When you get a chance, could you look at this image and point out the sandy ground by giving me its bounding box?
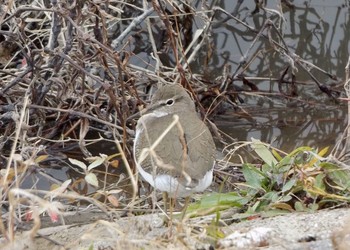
[1,207,350,250]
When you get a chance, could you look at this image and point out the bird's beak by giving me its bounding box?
[127,104,151,121]
[126,110,142,121]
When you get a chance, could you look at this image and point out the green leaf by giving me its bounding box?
[216,193,251,206]
[251,138,278,166]
[242,163,266,190]
[287,146,313,157]
[320,162,350,190]
[68,158,87,170]
[261,163,273,174]
[294,201,305,212]
[250,200,261,212]
[260,191,279,203]
[314,174,326,191]
[186,192,250,213]
[282,178,297,193]
[279,194,293,202]
[87,156,105,171]
[272,148,283,161]
[276,156,293,172]
[85,172,99,187]
[309,203,319,211]
[318,147,329,157]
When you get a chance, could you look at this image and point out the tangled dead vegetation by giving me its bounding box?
[0,1,343,163]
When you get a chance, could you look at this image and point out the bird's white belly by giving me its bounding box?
[137,164,213,198]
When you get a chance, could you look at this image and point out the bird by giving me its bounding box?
[133,84,216,201]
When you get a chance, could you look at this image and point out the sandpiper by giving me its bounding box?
[133,84,216,200]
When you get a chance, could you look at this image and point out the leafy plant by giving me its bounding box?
[238,139,350,215]
[68,154,108,187]
[189,139,350,219]
[186,192,250,216]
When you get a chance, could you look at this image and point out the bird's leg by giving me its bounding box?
[162,192,175,220]
[170,196,176,213]
[181,196,190,220]
[162,192,175,230]
[163,192,168,214]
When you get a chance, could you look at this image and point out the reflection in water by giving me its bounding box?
[191,1,349,161]
[218,103,347,155]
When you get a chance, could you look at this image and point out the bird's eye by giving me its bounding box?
[166,99,174,106]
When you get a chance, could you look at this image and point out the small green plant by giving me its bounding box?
[188,139,350,218]
[241,139,350,215]
[68,154,108,187]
